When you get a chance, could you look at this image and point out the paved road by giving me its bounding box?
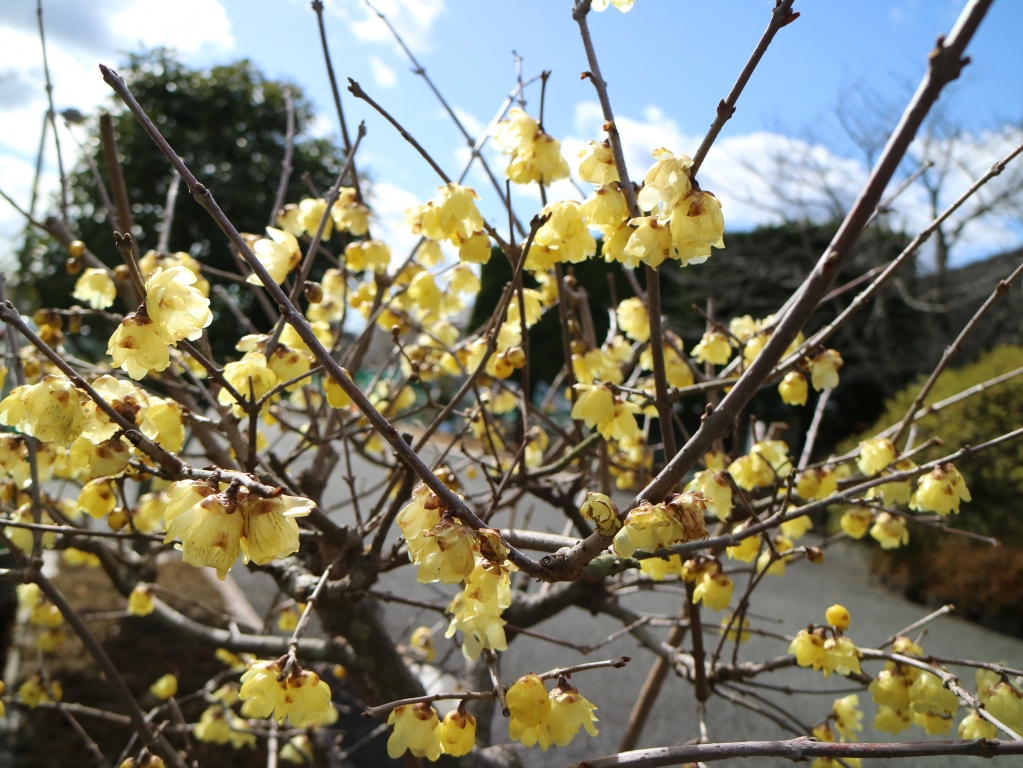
[231,435,1023,768]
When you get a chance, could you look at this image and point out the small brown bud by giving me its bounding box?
[33,309,62,329]
[113,264,131,281]
[504,346,526,368]
[304,281,323,304]
[806,547,824,564]
[68,312,83,334]
[570,339,587,356]
[65,258,82,275]
[68,240,86,258]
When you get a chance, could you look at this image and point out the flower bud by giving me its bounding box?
[113,264,132,281]
[304,281,323,304]
[825,603,850,631]
[67,311,83,334]
[504,345,526,368]
[806,546,824,564]
[68,240,86,258]
[579,492,621,537]
[108,508,129,531]
[65,258,82,275]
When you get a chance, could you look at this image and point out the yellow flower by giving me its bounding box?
[436,706,476,756]
[692,569,733,611]
[640,553,683,581]
[728,453,774,491]
[577,140,619,184]
[128,584,155,616]
[282,667,334,728]
[19,675,61,708]
[267,346,311,392]
[780,514,813,540]
[825,604,851,631]
[388,703,441,760]
[324,375,353,409]
[612,495,708,557]
[684,471,733,520]
[959,710,997,740]
[194,705,234,744]
[507,674,551,747]
[623,216,673,269]
[615,297,649,343]
[981,681,1023,736]
[145,266,212,343]
[218,352,278,418]
[809,349,843,391]
[909,670,959,723]
[790,630,826,670]
[592,0,635,9]
[298,197,332,238]
[874,704,911,734]
[280,735,315,764]
[526,201,596,271]
[62,548,100,568]
[413,517,478,584]
[692,331,731,365]
[449,265,482,295]
[779,371,808,405]
[637,148,693,212]
[869,512,908,549]
[494,108,569,185]
[247,227,301,285]
[77,478,116,519]
[857,438,896,477]
[410,626,436,662]
[163,481,243,579]
[0,434,29,487]
[68,435,133,479]
[832,694,864,741]
[571,384,614,428]
[0,374,85,445]
[445,558,511,660]
[140,398,185,452]
[239,659,288,719]
[37,628,67,651]
[722,614,751,643]
[704,450,727,472]
[910,463,971,516]
[139,249,209,296]
[726,524,760,563]
[72,268,116,309]
[455,230,492,265]
[579,492,622,537]
[581,184,628,236]
[149,673,178,700]
[870,669,910,711]
[796,468,838,501]
[840,507,874,539]
[414,183,484,243]
[344,239,391,274]
[331,188,370,235]
[866,459,916,506]
[108,311,170,380]
[6,504,55,553]
[540,683,599,749]
[667,189,725,266]
[241,493,314,566]
[822,636,861,678]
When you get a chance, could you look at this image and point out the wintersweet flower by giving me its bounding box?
[508,674,551,747]
[874,704,911,734]
[580,184,628,236]
[840,507,874,539]
[866,459,916,506]
[790,630,826,670]
[796,468,838,501]
[612,495,708,557]
[149,674,178,700]
[579,492,622,537]
[77,479,116,519]
[667,189,725,266]
[637,148,693,212]
[831,694,864,741]
[822,636,861,678]
[139,250,210,296]
[857,437,896,477]
[331,187,370,235]
[127,584,154,616]
[438,706,476,757]
[494,108,569,186]
[809,349,844,391]
[571,384,615,428]
[108,311,170,380]
[248,227,302,285]
[280,735,315,765]
[455,231,492,265]
[870,512,908,549]
[959,710,997,740]
[415,183,484,243]
[825,604,851,631]
[162,481,242,579]
[778,371,808,405]
[691,331,731,365]
[413,517,478,584]
[450,265,483,295]
[780,514,813,540]
[909,670,959,723]
[217,352,278,418]
[298,197,332,238]
[728,453,774,491]
[344,239,391,274]
[870,669,911,712]
[623,216,672,269]
[726,524,760,563]
[240,494,314,566]
[577,141,619,185]
[145,266,212,343]
[592,0,635,10]
[0,374,86,444]
[19,675,61,708]
[526,201,596,271]
[284,667,334,728]
[615,297,649,342]
[910,463,971,516]
[640,553,683,581]
[388,703,442,761]
[324,375,353,409]
[540,681,599,749]
[692,569,733,611]
[684,471,733,520]
[140,397,185,452]
[981,681,1023,735]
[72,268,117,309]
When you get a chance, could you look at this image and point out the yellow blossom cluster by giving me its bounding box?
[789,604,862,678]
[612,493,709,558]
[239,659,337,728]
[387,702,476,761]
[407,183,491,266]
[507,674,599,750]
[869,636,960,735]
[495,108,569,186]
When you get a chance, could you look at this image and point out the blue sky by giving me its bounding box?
[2,0,1022,269]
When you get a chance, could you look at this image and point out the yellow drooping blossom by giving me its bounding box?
[832,694,864,741]
[667,189,725,265]
[280,735,315,765]
[857,437,896,477]
[128,584,155,616]
[445,557,511,660]
[692,331,731,365]
[77,478,117,519]
[640,553,682,581]
[72,268,117,309]
[684,470,733,520]
[19,675,61,708]
[526,201,596,272]
[756,533,795,577]
[612,494,708,557]
[194,705,257,749]
[809,349,843,391]
[331,188,371,235]
[140,397,185,452]
[239,660,333,728]
[725,523,760,563]
[577,141,619,185]
[494,108,569,186]
[691,566,734,611]
[412,517,478,584]
[781,513,813,540]
[163,481,242,579]
[218,352,278,417]
[796,467,838,501]
[579,492,622,537]
[149,674,178,700]
[865,459,915,506]
[539,681,599,749]
[580,184,628,236]
[248,227,302,285]
[910,463,971,516]
[324,375,353,409]
[638,148,693,212]
[345,239,391,274]
[388,703,442,761]
[413,183,484,244]
[0,374,85,444]
[779,370,809,405]
[870,512,908,549]
[139,250,210,296]
[623,216,673,269]
[616,297,649,342]
[790,629,826,670]
[241,494,314,566]
[145,266,212,343]
[840,507,873,539]
[108,311,170,380]
[438,706,476,757]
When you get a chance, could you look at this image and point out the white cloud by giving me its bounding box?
[366,180,422,267]
[0,0,234,259]
[369,55,397,88]
[331,0,445,55]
